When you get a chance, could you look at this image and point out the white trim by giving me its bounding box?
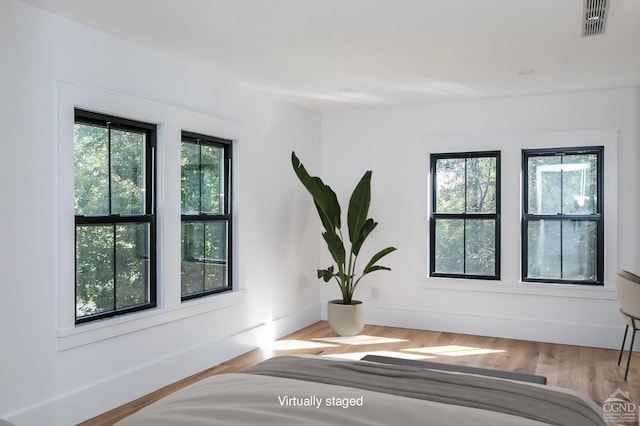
[418,275,618,300]
[419,128,619,292]
[55,81,244,347]
[57,290,246,350]
[361,304,624,349]
[7,304,320,426]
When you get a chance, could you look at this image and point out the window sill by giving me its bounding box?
[419,276,617,300]
[57,289,246,351]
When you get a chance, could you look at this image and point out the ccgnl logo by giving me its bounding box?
[603,388,637,425]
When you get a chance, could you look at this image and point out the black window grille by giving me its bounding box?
[74,109,157,323]
[429,151,501,280]
[522,147,604,285]
[181,131,233,300]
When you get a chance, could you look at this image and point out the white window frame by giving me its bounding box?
[419,129,618,301]
[56,81,243,350]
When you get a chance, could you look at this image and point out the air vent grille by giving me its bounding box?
[583,0,609,37]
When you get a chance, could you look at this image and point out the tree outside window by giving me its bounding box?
[522,147,603,284]
[430,151,501,280]
[74,110,156,323]
[181,132,232,300]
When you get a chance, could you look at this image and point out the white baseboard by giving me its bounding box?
[358,304,624,349]
[6,303,320,426]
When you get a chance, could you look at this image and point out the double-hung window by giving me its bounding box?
[74,109,157,323]
[430,151,501,279]
[522,147,603,284]
[181,132,232,300]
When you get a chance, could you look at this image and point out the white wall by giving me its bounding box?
[0,0,321,424]
[2,0,638,423]
[320,87,639,349]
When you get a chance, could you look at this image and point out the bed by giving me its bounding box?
[117,355,605,425]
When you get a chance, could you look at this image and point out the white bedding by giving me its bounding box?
[117,355,605,426]
[118,373,550,426]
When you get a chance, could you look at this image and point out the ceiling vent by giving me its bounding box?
[583,0,609,37]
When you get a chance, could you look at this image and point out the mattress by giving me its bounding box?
[117,355,605,425]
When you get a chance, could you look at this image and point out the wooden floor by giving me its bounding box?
[82,321,639,425]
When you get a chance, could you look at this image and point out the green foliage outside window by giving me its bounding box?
[431,152,500,279]
[523,149,602,283]
[180,135,231,299]
[74,112,154,321]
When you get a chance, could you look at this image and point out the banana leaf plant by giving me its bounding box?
[291,152,397,305]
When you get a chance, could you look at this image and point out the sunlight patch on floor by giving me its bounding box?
[266,340,339,350]
[322,350,434,361]
[312,335,409,346]
[405,345,505,357]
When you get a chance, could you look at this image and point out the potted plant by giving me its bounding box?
[291,152,397,336]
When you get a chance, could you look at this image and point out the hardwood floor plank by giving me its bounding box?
[81,321,634,425]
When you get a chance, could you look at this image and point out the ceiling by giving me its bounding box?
[21,0,640,112]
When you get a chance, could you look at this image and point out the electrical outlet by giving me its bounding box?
[371,286,378,299]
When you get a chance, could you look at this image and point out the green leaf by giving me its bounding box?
[318,266,335,282]
[347,170,372,248]
[352,219,377,256]
[363,246,397,275]
[362,265,391,274]
[292,151,397,303]
[292,152,341,231]
[314,201,334,235]
[322,230,346,268]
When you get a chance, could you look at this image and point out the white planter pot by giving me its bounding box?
[327,300,364,337]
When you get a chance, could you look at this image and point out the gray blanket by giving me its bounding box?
[243,356,604,426]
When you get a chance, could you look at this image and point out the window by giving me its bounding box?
[430,151,501,279]
[181,132,232,300]
[74,109,156,323]
[522,147,603,285]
